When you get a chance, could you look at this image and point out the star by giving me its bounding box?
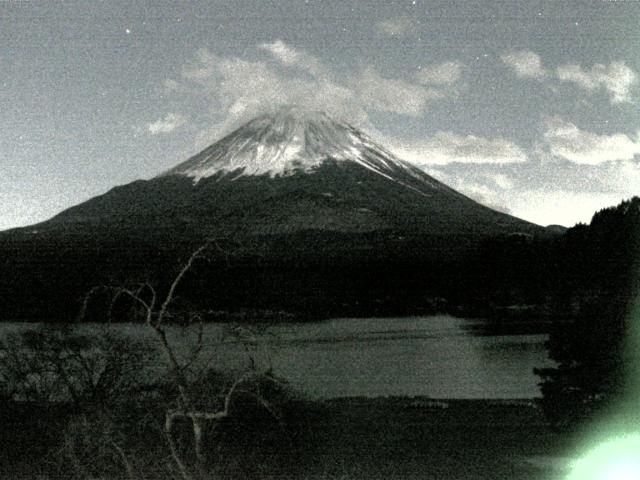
[125,28,131,34]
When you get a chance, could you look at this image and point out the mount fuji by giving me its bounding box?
[38,106,537,238]
[1,106,545,321]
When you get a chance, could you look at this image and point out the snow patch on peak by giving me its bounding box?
[160,106,426,185]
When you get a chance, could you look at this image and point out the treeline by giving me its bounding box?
[533,197,639,427]
[454,196,638,426]
[0,198,637,326]
[457,197,638,321]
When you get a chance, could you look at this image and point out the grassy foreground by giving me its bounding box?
[1,396,572,480]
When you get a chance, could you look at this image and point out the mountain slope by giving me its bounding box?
[0,106,545,322]
[40,106,537,238]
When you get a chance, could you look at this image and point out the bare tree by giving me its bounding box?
[0,325,157,479]
[79,240,287,480]
[0,325,151,407]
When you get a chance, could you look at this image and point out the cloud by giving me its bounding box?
[421,168,514,214]
[501,51,548,79]
[259,40,300,65]
[417,61,463,86]
[426,162,639,227]
[420,146,640,227]
[147,113,186,135]
[483,173,514,189]
[454,183,514,214]
[161,78,187,94]
[389,132,528,165]
[258,40,325,76]
[499,53,636,104]
[556,61,637,104]
[543,117,640,164]
[181,48,218,80]
[172,42,460,145]
[179,47,366,138]
[356,67,442,117]
[609,160,640,192]
[376,17,417,38]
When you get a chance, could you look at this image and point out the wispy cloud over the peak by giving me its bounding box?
[500,51,548,79]
[556,61,637,104]
[543,117,640,164]
[178,49,362,141]
[259,40,325,77]
[147,113,186,135]
[170,42,463,145]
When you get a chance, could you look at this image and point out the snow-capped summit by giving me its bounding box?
[161,106,417,182]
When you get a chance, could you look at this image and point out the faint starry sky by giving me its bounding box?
[1,0,639,229]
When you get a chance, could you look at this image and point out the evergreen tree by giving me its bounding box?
[535,197,640,427]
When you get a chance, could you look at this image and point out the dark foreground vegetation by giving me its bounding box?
[1,394,572,480]
[0,324,306,480]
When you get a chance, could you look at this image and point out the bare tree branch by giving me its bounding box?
[157,242,211,327]
[109,440,136,480]
[164,413,194,480]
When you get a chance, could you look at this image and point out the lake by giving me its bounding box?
[0,316,553,399]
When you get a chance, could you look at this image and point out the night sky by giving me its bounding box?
[2,0,639,229]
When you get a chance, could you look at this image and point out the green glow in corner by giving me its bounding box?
[567,434,640,480]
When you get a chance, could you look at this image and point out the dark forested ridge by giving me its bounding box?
[0,228,509,322]
[0,197,636,325]
[534,196,640,427]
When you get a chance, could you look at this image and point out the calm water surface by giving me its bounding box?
[1,316,553,399]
